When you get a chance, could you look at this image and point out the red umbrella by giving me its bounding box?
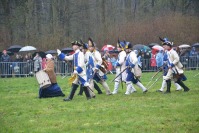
[152,45,164,54]
[101,44,115,51]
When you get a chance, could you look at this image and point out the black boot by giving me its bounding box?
[164,80,171,94]
[63,83,78,101]
[83,86,92,100]
[176,79,190,92]
[78,85,84,95]
[94,81,103,94]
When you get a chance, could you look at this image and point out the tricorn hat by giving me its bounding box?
[71,41,81,46]
[117,39,126,49]
[80,39,88,49]
[88,38,95,47]
[125,42,132,49]
[159,37,173,47]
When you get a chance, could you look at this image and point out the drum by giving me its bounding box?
[36,70,51,89]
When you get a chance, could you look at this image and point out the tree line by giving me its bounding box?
[0,0,199,51]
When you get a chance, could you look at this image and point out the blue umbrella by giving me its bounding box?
[109,49,119,54]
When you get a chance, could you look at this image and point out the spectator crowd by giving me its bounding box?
[0,44,199,78]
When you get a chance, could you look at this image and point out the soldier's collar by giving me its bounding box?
[75,49,80,53]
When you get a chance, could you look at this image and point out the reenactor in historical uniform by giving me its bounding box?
[78,41,103,95]
[57,41,91,101]
[87,38,112,95]
[112,40,136,95]
[125,42,148,93]
[159,37,190,93]
[156,43,182,92]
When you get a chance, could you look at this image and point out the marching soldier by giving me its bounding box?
[156,44,182,92]
[159,37,190,93]
[57,41,91,101]
[125,42,148,93]
[87,38,112,95]
[112,40,136,95]
[78,41,103,95]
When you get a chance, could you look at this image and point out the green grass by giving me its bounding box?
[0,70,199,133]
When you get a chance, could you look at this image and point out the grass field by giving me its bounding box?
[0,70,199,133]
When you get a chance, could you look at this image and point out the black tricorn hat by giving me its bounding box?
[88,37,95,47]
[125,42,132,49]
[117,39,126,49]
[159,37,173,47]
[71,41,81,46]
[80,39,88,49]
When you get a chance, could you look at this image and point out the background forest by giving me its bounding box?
[0,0,199,51]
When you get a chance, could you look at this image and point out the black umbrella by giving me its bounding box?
[7,45,22,53]
[6,51,14,56]
[32,51,46,58]
[148,43,159,48]
[45,50,57,54]
[192,43,199,48]
[61,47,73,54]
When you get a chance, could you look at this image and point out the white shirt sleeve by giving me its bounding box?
[130,51,138,65]
[118,51,126,65]
[64,54,73,61]
[78,52,85,68]
[172,50,180,65]
[95,51,102,66]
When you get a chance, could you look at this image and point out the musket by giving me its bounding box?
[111,67,128,82]
[90,70,97,81]
[146,68,162,87]
[88,70,97,84]
[146,62,166,87]
[120,67,123,89]
[108,70,113,74]
[194,73,199,77]
[170,67,182,80]
[89,69,104,83]
[151,68,162,79]
[147,74,162,90]
[62,75,67,79]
